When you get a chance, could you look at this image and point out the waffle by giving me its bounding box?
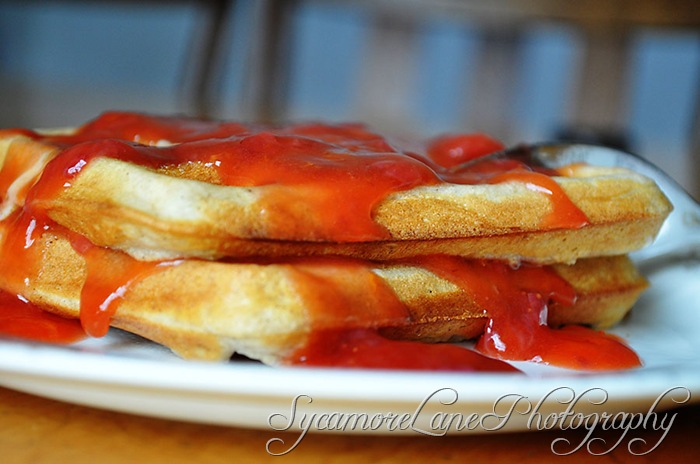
[1,128,671,264]
[3,229,647,363]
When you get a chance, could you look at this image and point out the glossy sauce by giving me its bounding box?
[0,211,45,296]
[282,257,518,372]
[0,289,84,344]
[0,154,86,344]
[426,133,505,168]
[0,208,170,339]
[489,171,589,230]
[416,256,641,370]
[69,233,179,338]
[0,212,63,342]
[288,255,639,372]
[290,328,520,372]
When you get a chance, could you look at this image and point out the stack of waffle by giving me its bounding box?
[0,112,672,370]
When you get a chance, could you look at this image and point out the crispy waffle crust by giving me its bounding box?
[7,231,648,363]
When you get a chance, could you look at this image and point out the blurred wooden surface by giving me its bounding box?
[1,385,698,463]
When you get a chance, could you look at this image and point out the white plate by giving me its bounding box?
[1,258,699,438]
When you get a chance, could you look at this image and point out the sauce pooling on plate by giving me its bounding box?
[0,289,85,344]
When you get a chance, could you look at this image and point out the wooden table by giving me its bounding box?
[1,385,697,463]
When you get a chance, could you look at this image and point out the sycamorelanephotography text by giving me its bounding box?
[265,386,691,456]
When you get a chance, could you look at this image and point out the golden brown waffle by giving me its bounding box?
[0,134,671,263]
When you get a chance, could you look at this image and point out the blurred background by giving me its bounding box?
[1,0,698,198]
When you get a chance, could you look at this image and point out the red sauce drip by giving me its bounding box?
[0,210,44,295]
[0,211,86,344]
[0,289,85,344]
[0,208,172,340]
[290,328,519,372]
[437,157,590,229]
[489,171,590,229]
[416,256,640,371]
[68,233,175,338]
